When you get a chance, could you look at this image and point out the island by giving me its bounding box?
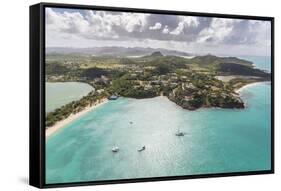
[45,49,271,130]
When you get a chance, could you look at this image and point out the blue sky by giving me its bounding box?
[46,7,271,56]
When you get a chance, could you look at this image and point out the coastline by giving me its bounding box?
[46,98,108,138]
[235,81,270,93]
[46,81,270,138]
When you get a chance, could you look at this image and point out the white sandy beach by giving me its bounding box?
[46,98,108,138]
[235,81,269,93]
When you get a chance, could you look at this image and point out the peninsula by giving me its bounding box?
[45,50,271,129]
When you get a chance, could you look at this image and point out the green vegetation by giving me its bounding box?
[46,91,108,128]
[46,51,271,127]
[218,63,271,77]
[155,64,174,75]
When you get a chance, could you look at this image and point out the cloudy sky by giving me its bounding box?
[46,7,271,56]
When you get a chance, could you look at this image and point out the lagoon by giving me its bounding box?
[46,82,94,113]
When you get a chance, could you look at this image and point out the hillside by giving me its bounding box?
[190,54,253,67]
[218,63,271,77]
[45,51,271,126]
[46,46,192,57]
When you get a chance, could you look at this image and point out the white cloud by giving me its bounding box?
[170,22,184,35]
[46,8,150,41]
[84,10,150,36]
[170,16,199,35]
[119,12,149,32]
[46,8,89,34]
[46,8,271,56]
[84,10,149,34]
[149,22,162,30]
[197,18,239,43]
[180,16,200,27]
[248,20,271,46]
[162,25,169,34]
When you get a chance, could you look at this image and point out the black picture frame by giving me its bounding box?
[30,2,275,189]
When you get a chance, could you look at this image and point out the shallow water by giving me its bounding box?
[46,82,271,184]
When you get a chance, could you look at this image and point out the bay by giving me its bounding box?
[46,82,271,183]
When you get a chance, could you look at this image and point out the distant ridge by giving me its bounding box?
[46,46,193,57]
[150,51,164,57]
[190,54,253,66]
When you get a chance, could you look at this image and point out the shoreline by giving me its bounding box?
[46,81,269,138]
[46,98,108,138]
[235,81,270,93]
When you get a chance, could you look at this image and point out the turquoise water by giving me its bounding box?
[238,55,271,72]
[46,82,94,113]
[46,82,271,183]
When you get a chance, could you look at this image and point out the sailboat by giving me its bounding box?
[175,128,185,136]
[138,146,146,152]
[112,146,119,152]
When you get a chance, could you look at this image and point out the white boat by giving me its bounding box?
[112,146,119,152]
[175,128,185,136]
[108,95,119,100]
[138,146,146,152]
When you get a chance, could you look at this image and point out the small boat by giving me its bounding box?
[129,121,133,124]
[108,95,119,100]
[138,146,146,152]
[112,146,119,152]
[175,132,185,136]
[175,128,185,136]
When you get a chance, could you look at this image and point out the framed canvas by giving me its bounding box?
[29,2,274,188]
